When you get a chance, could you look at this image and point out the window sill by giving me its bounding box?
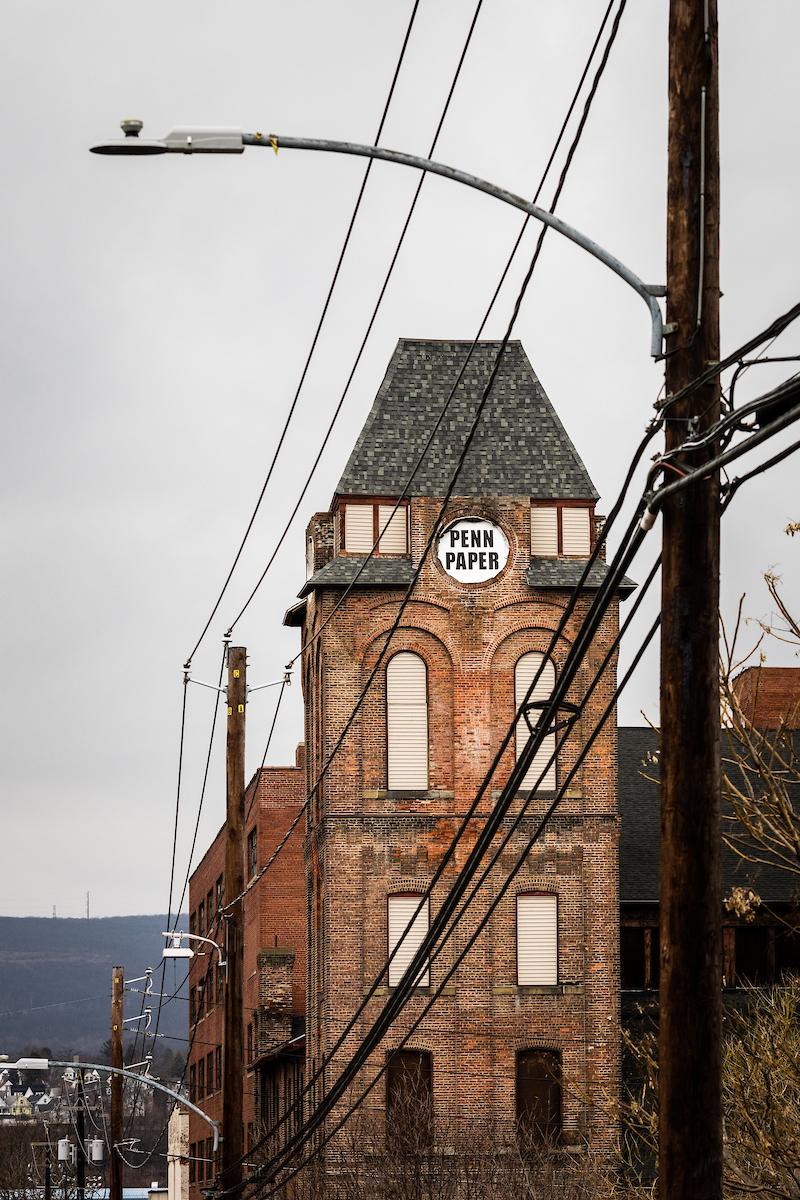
[492,983,583,996]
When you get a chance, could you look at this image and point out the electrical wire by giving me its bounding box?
[187,0,638,1177]
[256,539,661,1159]
[245,679,289,827]
[224,0,489,636]
[184,0,424,666]
[657,299,800,414]
[247,611,663,1195]
[227,0,626,639]
[240,403,658,1169]
[222,0,640,916]
[256,346,800,1182]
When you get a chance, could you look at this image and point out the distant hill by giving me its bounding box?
[0,915,189,1057]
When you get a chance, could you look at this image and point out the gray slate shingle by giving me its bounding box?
[619,727,798,902]
[336,340,599,500]
[299,556,415,598]
[527,559,636,598]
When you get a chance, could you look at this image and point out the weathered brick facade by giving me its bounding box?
[188,338,626,1176]
[186,749,306,1194]
[294,341,622,1150]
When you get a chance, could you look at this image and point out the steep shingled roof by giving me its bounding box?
[618,727,799,902]
[335,340,599,500]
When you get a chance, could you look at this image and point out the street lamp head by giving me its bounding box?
[91,120,167,156]
[90,122,244,155]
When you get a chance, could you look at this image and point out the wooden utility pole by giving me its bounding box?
[110,967,124,1200]
[75,1065,86,1200]
[221,645,247,1197]
[660,2,722,1198]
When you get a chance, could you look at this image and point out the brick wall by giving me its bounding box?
[301,490,620,1150]
[734,666,800,729]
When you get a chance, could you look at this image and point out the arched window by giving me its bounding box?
[514,652,556,791]
[516,1049,562,1143]
[517,892,558,985]
[386,652,428,790]
[388,893,429,987]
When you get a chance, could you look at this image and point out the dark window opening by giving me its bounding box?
[198,900,205,938]
[197,1057,204,1101]
[206,1138,214,1182]
[735,925,772,985]
[207,888,214,931]
[189,1064,196,1103]
[189,1144,196,1184]
[777,925,800,980]
[190,988,197,1025]
[247,1023,254,1062]
[189,911,196,936]
[621,926,659,990]
[386,1049,432,1151]
[206,1051,214,1095]
[248,827,258,880]
[215,1046,222,1092]
[516,1049,562,1144]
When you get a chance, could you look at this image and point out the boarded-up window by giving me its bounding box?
[531,506,558,556]
[387,1049,432,1148]
[388,893,429,987]
[562,507,591,555]
[517,1049,561,1143]
[517,893,558,985]
[515,653,556,791]
[344,504,374,553]
[378,504,408,554]
[387,652,428,789]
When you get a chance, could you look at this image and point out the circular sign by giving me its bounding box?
[437,518,509,583]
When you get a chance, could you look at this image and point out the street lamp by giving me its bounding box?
[90,121,667,357]
[163,930,227,970]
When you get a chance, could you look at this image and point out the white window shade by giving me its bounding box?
[388,894,429,987]
[515,653,556,791]
[517,893,558,985]
[561,507,591,556]
[530,507,558,556]
[345,504,374,553]
[387,652,428,790]
[378,504,408,554]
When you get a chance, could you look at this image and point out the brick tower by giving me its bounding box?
[286,340,625,1152]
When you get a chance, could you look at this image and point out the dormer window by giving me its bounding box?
[342,500,408,555]
[530,503,593,557]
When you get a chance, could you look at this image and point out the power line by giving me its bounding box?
[247,610,662,1194]
[184,0,424,665]
[224,0,490,636]
[222,0,639,913]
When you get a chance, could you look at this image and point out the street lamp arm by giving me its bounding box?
[90,123,665,356]
[246,134,665,356]
[47,1061,220,1150]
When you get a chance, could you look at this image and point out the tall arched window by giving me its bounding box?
[516,1049,562,1143]
[517,892,558,985]
[386,652,428,790]
[514,653,556,791]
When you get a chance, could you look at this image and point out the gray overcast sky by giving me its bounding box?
[2,1,798,918]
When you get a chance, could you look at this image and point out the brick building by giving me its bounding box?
[188,338,633,1178]
[186,749,306,1194]
[283,339,629,1152]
